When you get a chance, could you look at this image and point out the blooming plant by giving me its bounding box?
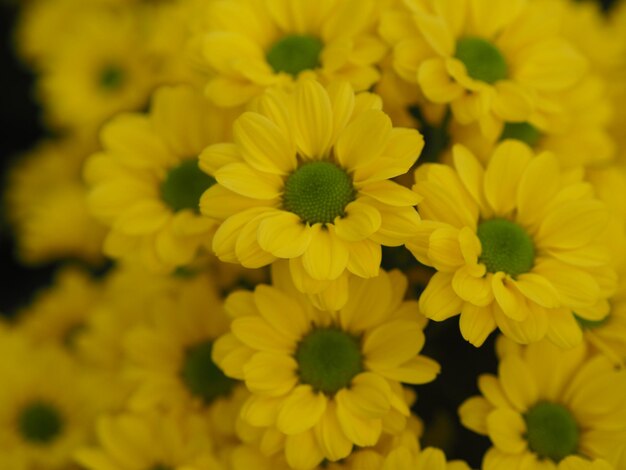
[2,0,626,469]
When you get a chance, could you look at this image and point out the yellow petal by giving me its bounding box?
[277,385,327,434]
[418,58,464,103]
[333,201,381,242]
[499,355,538,411]
[516,152,560,229]
[460,304,497,347]
[419,272,463,321]
[415,12,455,57]
[335,397,382,447]
[537,200,608,250]
[200,185,271,220]
[293,79,334,158]
[376,355,441,385]
[257,211,314,257]
[215,162,283,199]
[358,180,421,207]
[240,394,283,427]
[346,240,382,278]
[492,273,529,321]
[235,212,278,268]
[339,273,393,333]
[285,430,325,470]
[302,225,349,280]
[363,321,425,368]
[232,316,294,353]
[335,110,392,169]
[486,409,527,453]
[243,351,298,396]
[546,308,583,349]
[234,112,296,175]
[514,274,560,308]
[459,396,491,435]
[114,201,170,235]
[484,141,533,216]
[313,400,353,461]
[254,285,310,339]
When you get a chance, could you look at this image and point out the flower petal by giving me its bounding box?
[335,110,392,169]
[277,385,327,434]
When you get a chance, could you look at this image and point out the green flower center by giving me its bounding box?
[282,161,355,225]
[161,159,216,212]
[99,64,125,91]
[266,35,323,77]
[180,340,236,405]
[455,37,508,84]
[295,327,363,394]
[525,402,579,462]
[574,313,610,330]
[500,122,542,147]
[477,219,535,277]
[18,402,63,445]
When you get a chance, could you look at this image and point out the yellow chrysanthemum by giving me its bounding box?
[380,0,588,139]
[459,339,626,469]
[75,411,221,470]
[449,74,615,169]
[212,266,439,469]
[200,79,424,309]
[86,85,237,272]
[5,137,106,265]
[37,8,159,135]
[0,336,103,470]
[17,267,101,351]
[192,0,386,107]
[407,141,616,347]
[123,271,247,442]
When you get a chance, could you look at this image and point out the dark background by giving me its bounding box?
[0,1,619,467]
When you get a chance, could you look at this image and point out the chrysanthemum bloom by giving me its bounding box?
[0,337,104,470]
[192,0,386,107]
[37,8,161,135]
[450,75,616,169]
[407,141,616,347]
[123,272,247,442]
[459,339,626,469]
[17,267,101,351]
[75,411,221,470]
[5,138,106,265]
[212,267,440,469]
[380,0,587,139]
[86,85,237,272]
[200,79,424,309]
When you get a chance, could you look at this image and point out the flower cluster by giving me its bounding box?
[2,0,626,469]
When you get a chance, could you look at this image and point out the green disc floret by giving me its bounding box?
[161,159,216,212]
[455,37,508,84]
[296,327,363,394]
[18,401,63,444]
[525,402,579,462]
[266,35,323,76]
[500,122,542,147]
[99,64,125,91]
[477,219,535,277]
[283,161,355,225]
[574,313,610,330]
[180,340,236,405]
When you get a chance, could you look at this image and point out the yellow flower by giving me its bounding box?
[37,6,161,135]
[192,0,386,107]
[86,85,237,272]
[123,271,247,442]
[407,141,616,347]
[75,410,222,470]
[380,0,588,139]
[4,137,106,265]
[17,267,101,351]
[212,267,439,469]
[459,339,626,469]
[0,336,102,470]
[200,79,424,309]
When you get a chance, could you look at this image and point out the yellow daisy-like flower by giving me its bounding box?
[86,85,237,272]
[407,141,616,347]
[0,337,102,470]
[5,137,106,265]
[17,267,101,351]
[212,267,439,469]
[380,0,588,139]
[193,0,386,107]
[75,410,222,470]
[37,7,159,135]
[200,79,424,309]
[459,339,626,469]
[123,271,247,442]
